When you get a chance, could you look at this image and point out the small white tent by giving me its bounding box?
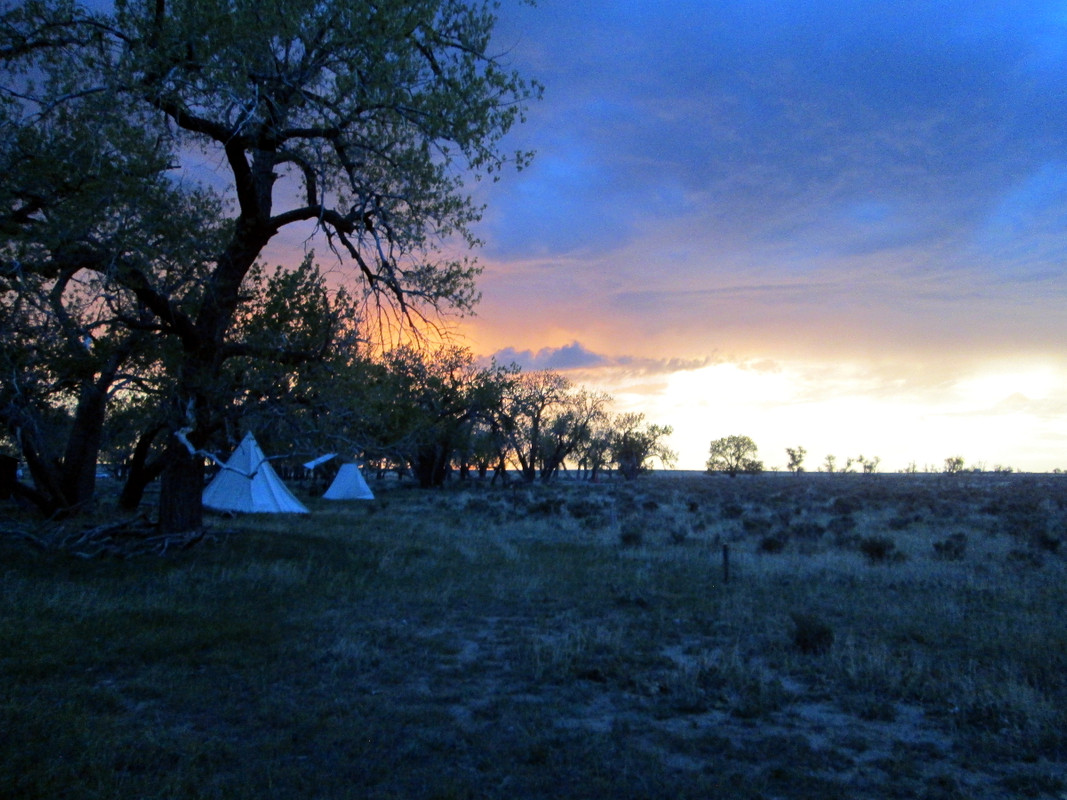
[323,463,375,500]
[202,432,309,514]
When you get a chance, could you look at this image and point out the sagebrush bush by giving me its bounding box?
[859,534,900,564]
[788,521,825,540]
[720,501,744,519]
[527,496,564,516]
[827,514,858,546]
[619,519,644,547]
[758,533,787,554]
[933,532,967,561]
[743,517,772,536]
[790,612,835,654]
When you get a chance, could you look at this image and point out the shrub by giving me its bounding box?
[1031,530,1061,553]
[742,517,772,536]
[859,535,900,564]
[790,613,834,654]
[758,533,787,553]
[720,501,744,519]
[932,532,967,561]
[527,496,564,516]
[1007,548,1044,568]
[619,519,644,547]
[668,526,689,545]
[831,496,861,515]
[888,514,918,530]
[464,496,494,514]
[787,521,825,540]
[567,497,607,524]
[827,515,858,546]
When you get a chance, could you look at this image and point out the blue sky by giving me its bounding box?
[482,0,1067,259]
[451,0,1067,471]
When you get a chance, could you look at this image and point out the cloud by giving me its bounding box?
[484,0,1067,274]
[487,341,719,376]
[612,355,722,375]
[490,341,608,371]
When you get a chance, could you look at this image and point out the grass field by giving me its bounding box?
[2,472,1066,798]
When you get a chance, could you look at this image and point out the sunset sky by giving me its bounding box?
[451,0,1067,472]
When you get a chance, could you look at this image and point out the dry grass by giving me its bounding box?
[1,472,1065,798]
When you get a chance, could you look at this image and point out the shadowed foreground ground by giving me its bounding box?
[1,472,1065,798]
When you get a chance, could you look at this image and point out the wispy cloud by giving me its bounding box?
[489,341,717,376]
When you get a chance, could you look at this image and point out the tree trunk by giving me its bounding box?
[14,424,68,516]
[0,454,15,499]
[59,379,108,511]
[118,424,167,510]
[618,453,642,480]
[539,441,570,482]
[158,438,204,533]
[412,442,451,488]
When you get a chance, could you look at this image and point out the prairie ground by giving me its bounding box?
[2,471,1066,798]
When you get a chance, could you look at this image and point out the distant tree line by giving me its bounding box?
[701,442,1018,476]
[332,345,677,488]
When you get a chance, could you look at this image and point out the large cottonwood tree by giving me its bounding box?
[0,80,223,516]
[2,0,538,530]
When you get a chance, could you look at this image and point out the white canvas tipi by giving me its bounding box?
[202,432,309,514]
[323,463,375,500]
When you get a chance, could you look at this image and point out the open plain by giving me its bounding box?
[2,472,1066,798]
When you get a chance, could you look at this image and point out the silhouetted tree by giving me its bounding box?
[943,456,965,474]
[610,413,676,480]
[706,435,762,477]
[505,370,570,483]
[0,82,222,516]
[367,346,511,488]
[537,388,611,481]
[857,454,880,474]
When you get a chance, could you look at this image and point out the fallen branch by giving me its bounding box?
[5,514,218,559]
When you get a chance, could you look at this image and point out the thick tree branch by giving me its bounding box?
[219,341,328,365]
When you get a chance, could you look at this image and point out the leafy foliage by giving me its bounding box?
[706,434,763,477]
[944,456,966,474]
[1,0,540,527]
[786,445,806,474]
[610,413,676,480]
